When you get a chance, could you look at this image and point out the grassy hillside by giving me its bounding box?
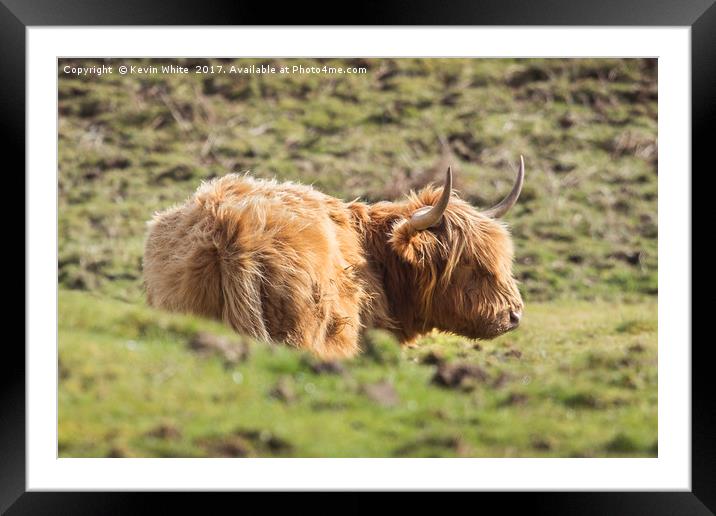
[58,58,657,457]
[59,289,656,458]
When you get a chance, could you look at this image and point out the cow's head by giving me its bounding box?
[389,157,525,339]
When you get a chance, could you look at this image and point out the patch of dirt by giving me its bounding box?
[562,392,602,409]
[617,356,636,368]
[59,358,71,380]
[431,409,450,421]
[628,343,646,354]
[531,437,553,451]
[558,112,577,129]
[432,362,489,391]
[505,66,550,87]
[311,401,349,411]
[188,332,249,365]
[361,380,399,407]
[197,428,292,457]
[304,357,345,375]
[153,164,194,183]
[491,371,514,389]
[502,348,523,359]
[106,443,135,458]
[608,250,643,266]
[420,350,445,365]
[454,438,474,457]
[200,434,255,457]
[394,435,472,457]
[269,376,297,403]
[605,432,640,453]
[145,422,182,440]
[501,392,529,406]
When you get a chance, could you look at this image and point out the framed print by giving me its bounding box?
[4,0,712,513]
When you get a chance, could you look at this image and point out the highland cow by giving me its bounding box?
[143,157,525,359]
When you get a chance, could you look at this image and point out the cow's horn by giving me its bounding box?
[482,155,524,218]
[409,166,453,230]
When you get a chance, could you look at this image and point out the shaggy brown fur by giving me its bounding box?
[143,174,523,359]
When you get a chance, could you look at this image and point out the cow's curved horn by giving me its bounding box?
[482,155,524,218]
[409,166,453,230]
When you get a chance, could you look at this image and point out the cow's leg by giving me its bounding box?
[281,275,363,360]
[320,302,362,359]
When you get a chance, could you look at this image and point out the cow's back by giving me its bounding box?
[143,174,367,357]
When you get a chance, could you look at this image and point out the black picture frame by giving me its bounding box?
[4,0,710,513]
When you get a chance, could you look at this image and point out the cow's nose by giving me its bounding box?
[509,310,522,328]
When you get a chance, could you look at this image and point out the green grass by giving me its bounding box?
[58,58,657,457]
[59,289,657,458]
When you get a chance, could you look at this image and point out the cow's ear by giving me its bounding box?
[388,219,440,266]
